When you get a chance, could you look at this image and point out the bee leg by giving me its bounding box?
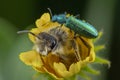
[79,37,92,57]
[69,29,73,33]
[56,24,63,29]
[60,24,64,28]
[49,26,61,36]
[73,39,81,61]
[56,26,67,38]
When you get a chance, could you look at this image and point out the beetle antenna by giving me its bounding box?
[17,30,40,39]
[74,14,80,18]
[47,8,53,18]
[64,11,67,15]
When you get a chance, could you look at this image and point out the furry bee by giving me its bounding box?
[18,25,91,66]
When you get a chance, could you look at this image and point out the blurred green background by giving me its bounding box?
[0,0,119,80]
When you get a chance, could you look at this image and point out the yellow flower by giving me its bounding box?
[19,13,109,80]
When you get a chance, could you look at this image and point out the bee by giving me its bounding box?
[18,26,84,64]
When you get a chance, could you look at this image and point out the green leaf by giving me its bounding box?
[64,74,77,80]
[82,66,100,75]
[95,56,111,68]
[78,71,91,80]
[93,31,103,43]
[32,72,55,80]
[94,45,105,53]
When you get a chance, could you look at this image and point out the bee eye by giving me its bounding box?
[38,32,57,50]
[50,40,56,49]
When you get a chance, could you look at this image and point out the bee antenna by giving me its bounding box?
[17,30,40,39]
[47,8,53,18]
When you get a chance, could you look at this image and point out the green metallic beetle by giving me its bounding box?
[51,13,98,38]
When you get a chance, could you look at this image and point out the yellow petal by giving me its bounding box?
[89,46,95,62]
[43,67,63,80]
[81,37,95,62]
[32,66,46,73]
[19,50,43,67]
[69,61,81,74]
[29,22,60,43]
[28,28,41,43]
[75,37,92,60]
[83,51,95,63]
[53,62,72,78]
[36,13,50,28]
